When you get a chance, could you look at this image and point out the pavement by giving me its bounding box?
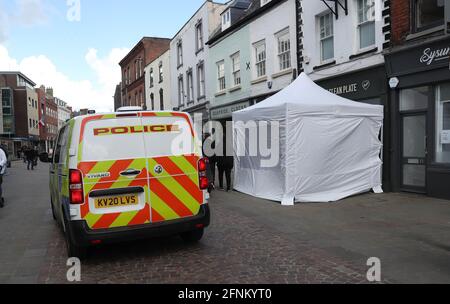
[0,161,449,284]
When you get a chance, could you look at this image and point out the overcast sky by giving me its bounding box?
[0,0,227,112]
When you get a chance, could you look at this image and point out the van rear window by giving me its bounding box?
[81,116,195,161]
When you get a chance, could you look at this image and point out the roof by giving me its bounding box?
[207,0,285,46]
[235,73,384,117]
[119,37,171,66]
[0,71,36,86]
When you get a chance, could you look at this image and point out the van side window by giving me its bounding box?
[54,126,69,164]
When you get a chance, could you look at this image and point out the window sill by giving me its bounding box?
[313,60,336,71]
[349,47,378,60]
[272,68,293,79]
[197,95,206,101]
[229,85,242,92]
[215,90,227,97]
[251,76,267,85]
[177,64,183,70]
[407,25,445,41]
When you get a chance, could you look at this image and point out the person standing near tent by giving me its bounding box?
[0,147,7,208]
[217,154,234,192]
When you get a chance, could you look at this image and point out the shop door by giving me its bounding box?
[401,113,427,192]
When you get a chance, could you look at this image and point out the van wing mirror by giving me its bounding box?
[39,152,51,163]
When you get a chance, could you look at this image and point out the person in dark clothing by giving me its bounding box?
[217,155,234,192]
[202,133,216,193]
[25,146,37,171]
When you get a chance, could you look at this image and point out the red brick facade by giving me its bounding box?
[119,37,170,108]
[390,0,411,45]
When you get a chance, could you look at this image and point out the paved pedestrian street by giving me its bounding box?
[1,161,449,284]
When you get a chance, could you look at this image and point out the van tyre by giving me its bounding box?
[63,215,87,259]
[180,228,204,243]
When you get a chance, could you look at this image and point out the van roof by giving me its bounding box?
[72,110,192,121]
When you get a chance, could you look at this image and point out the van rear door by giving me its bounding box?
[77,115,151,230]
[140,113,204,223]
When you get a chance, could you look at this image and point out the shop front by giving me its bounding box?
[316,65,391,190]
[385,36,450,199]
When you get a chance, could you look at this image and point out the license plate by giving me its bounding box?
[94,194,138,209]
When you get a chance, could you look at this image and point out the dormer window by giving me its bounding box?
[222,9,231,31]
[261,0,271,7]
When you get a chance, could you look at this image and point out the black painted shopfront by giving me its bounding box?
[385,36,450,200]
[316,65,391,191]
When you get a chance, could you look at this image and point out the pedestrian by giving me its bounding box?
[0,147,7,208]
[202,133,216,192]
[25,146,36,171]
[217,155,234,192]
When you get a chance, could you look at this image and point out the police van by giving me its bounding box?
[40,109,210,258]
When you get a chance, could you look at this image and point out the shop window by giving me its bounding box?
[413,0,445,32]
[435,83,450,163]
[400,87,429,111]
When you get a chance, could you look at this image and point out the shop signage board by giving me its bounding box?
[210,101,250,120]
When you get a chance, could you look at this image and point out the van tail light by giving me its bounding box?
[198,158,209,190]
[69,169,84,204]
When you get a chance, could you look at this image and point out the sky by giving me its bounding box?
[0,0,227,112]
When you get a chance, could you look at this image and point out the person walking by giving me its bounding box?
[0,147,7,208]
[25,146,36,171]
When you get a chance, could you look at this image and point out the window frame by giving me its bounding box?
[412,0,445,33]
[253,40,267,79]
[195,20,204,53]
[178,75,185,106]
[319,12,334,63]
[231,52,241,87]
[197,61,206,99]
[357,0,376,50]
[177,40,183,68]
[217,60,226,92]
[186,68,194,104]
[276,28,291,71]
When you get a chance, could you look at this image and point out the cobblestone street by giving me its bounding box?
[1,161,449,284]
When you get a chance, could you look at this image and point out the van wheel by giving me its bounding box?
[63,216,87,259]
[180,228,204,243]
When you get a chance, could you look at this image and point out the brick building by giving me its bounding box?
[36,85,58,153]
[114,83,122,111]
[119,37,171,108]
[384,0,449,199]
[0,72,39,158]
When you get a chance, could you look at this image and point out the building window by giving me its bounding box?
[135,61,138,80]
[254,41,266,78]
[197,62,205,98]
[319,13,334,62]
[159,62,163,83]
[222,9,231,30]
[159,89,164,111]
[436,83,450,164]
[178,75,184,106]
[196,20,204,52]
[187,69,194,103]
[149,68,154,88]
[357,0,375,49]
[177,40,183,67]
[413,0,445,32]
[217,60,226,91]
[231,52,241,86]
[276,28,291,71]
[150,93,155,110]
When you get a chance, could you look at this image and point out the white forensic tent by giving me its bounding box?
[232,73,384,205]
